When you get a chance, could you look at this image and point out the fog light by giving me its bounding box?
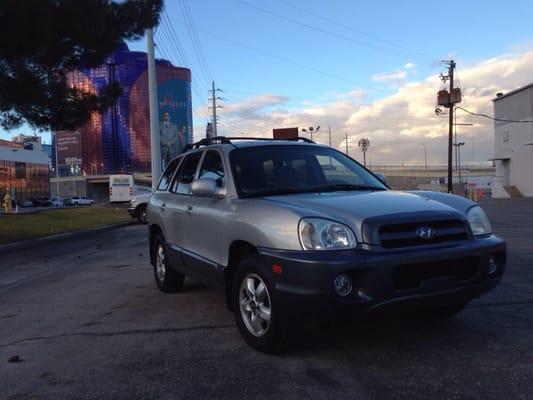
[488,257,498,275]
[334,273,352,296]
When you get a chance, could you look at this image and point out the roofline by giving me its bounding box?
[493,82,533,102]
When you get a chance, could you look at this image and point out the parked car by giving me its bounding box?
[147,137,506,352]
[128,191,151,224]
[69,196,95,206]
[29,197,52,207]
[50,197,65,207]
[17,199,34,207]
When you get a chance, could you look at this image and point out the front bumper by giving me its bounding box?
[258,235,506,315]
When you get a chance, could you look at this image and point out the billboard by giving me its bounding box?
[273,127,299,140]
[158,79,192,169]
[56,130,82,176]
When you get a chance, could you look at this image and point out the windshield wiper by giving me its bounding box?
[310,184,386,192]
[244,187,313,197]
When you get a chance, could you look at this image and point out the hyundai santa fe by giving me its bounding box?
[147,137,506,352]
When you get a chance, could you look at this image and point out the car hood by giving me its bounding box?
[262,190,464,239]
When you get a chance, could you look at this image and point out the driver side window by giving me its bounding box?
[198,151,225,188]
[170,152,202,195]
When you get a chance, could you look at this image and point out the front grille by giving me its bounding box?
[379,219,468,249]
[393,257,480,290]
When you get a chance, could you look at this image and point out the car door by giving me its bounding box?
[165,151,203,277]
[181,150,227,286]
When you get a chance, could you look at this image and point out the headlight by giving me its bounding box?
[467,206,492,235]
[298,218,357,250]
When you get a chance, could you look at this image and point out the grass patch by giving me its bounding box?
[0,206,131,244]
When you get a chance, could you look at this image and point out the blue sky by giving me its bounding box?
[135,0,532,104]
[3,0,533,164]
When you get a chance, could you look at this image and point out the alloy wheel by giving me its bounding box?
[156,245,166,282]
[239,273,272,337]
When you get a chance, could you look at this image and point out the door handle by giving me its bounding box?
[186,205,193,216]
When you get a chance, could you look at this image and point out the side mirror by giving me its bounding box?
[375,173,387,185]
[191,178,225,199]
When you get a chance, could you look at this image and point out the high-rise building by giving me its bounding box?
[51,44,193,199]
[0,142,50,202]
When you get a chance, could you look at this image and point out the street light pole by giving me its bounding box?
[54,132,60,203]
[147,28,161,191]
[421,144,428,171]
[302,126,320,142]
[454,142,465,183]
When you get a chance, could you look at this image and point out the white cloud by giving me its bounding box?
[403,62,416,69]
[371,70,407,83]
[224,94,288,118]
[214,47,533,165]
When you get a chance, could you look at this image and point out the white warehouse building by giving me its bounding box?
[492,83,533,198]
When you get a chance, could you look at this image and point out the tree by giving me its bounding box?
[0,0,163,131]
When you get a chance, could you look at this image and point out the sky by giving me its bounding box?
[3,0,533,166]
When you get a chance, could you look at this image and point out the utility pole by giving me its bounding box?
[209,81,222,137]
[447,60,455,193]
[345,133,349,155]
[147,28,161,191]
[328,126,332,147]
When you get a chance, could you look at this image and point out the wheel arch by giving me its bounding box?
[224,240,259,311]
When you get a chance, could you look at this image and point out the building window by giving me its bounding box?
[503,131,509,142]
[15,162,26,179]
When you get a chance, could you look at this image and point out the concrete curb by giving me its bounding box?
[0,221,137,255]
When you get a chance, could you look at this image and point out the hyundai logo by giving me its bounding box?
[416,226,436,240]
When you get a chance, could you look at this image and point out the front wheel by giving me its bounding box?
[153,234,185,293]
[232,256,284,353]
[137,204,148,224]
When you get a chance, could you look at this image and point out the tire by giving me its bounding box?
[152,233,185,293]
[232,255,284,353]
[137,204,148,224]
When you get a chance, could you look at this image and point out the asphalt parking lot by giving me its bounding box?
[1,198,532,400]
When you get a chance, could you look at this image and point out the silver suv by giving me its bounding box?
[148,137,505,352]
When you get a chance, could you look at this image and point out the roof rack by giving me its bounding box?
[183,136,231,151]
[225,136,315,144]
[183,136,315,152]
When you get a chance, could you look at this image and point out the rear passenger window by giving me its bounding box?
[198,151,225,187]
[170,152,202,195]
[157,157,181,191]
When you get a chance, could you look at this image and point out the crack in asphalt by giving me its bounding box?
[0,324,236,348]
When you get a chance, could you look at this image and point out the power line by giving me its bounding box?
[160,13,211,90]
[156,16,211,120]
[199,28,359,85]
[233,0,441,64]
[456,106,533,123]
[279,0,439,63]
[178,0,213,81]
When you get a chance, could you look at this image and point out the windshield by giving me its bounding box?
[230,145,387,198]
